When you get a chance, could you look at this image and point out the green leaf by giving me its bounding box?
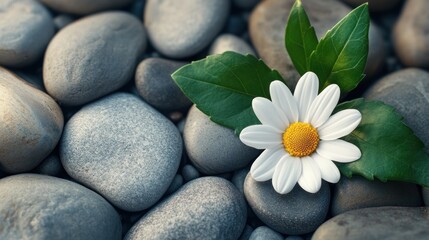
[335,99,429,187]
[285,0,318,75]
[309,3,369,93]
[172,51,283,135]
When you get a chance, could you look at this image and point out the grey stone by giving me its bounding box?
[135,58,191,112]
[244,173,330,235]
[233,0,261,9]
[232,168,250,194]
[249,226,283,240]
[184,105,260,174]
[331,176,422,216]
[40,0,134,15]
[60,93,182,211]
[239,225,254,240]
[15,71,45,91]
[364,68,429,151]
[165,174,184,195]
[0,0,54,67]
[249,0,385,89]
[393,0,429,68]
[53,14,75,30]
[224,14,247,36]
[209,34,256,56]
[181,164,200,183]
[340,0,402,12]
[422,187,429,206]
[144,0,230,58]
[125,177,247,240]
[0,174,121,239]
[312,207,429,240]
[0,67,63,173]
[44,11,146,106]
[33,154,64,176]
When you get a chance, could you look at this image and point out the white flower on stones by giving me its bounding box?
[240,72,362,194]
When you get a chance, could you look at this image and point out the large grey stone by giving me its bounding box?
[244,173,330,235]
[144,0,230,58]
[393,0,429,68]
[249,0,385,89]
[125,177,247,240]
[44,11,146,106]
[0,0,54,67]
[312,207,429,240]
[331,176,422,216]
[40,0,134,15]
[135,58,191,112]
[184,105,259,175]
[249,226,283,240]
[364,68,429,151]
[0,67,63,173]
[60,93,182,211]
[0,174,121,239]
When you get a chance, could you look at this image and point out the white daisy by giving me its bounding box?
[240,72,362,194]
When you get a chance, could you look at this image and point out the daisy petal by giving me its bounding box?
[317,140,361,163]
[270,80,299,123]
[239,125,282,149]
[252,97,289,131]
[294,72,319,122]
[318,109,362,140]
[272,155,302,194]
[251,147,286,181]
[312,153,340,183]
[298,156,322,193]
[306,84,340,127]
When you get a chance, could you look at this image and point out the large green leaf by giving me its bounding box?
[172,51,283,135]
[335,99,429,186]
[309,3,369,93]
[285,0,318,75]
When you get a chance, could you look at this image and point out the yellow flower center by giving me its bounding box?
[283,122,319,157]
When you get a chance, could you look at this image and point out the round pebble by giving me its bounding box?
[33,154,64,177]
[135,58,191,112]
[125,177,247,240]
[181,164,200,183]
[244,173,330,235]
[60,93,182,212]
[0,0,55,67]
[0,174,121,239]
[144,0,230,58]
[0,67,63,173]
[44,11,146,106]
[249,226,283,240]
[40,0,134,15]
[165,174,184,195]
[209,34,256,56]
[184,105,260,175]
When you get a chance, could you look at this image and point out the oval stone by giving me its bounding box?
[244,173,330,235]
[144,0,230,58]
[44,11,146,106]
[0,174,121,239]
[60,93,182,211]
[0,0,55,67]
[125,177,247,240]
[0,67,63,173]
[183,105,259,175]
[313,207,429,240]
[40,0,134,15]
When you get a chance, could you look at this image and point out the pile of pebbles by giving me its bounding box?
[1,0,429,239]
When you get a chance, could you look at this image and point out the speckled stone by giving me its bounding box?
[364,68,429,151]
[331,176,422,216]
[244,173,330,235]
[0,67,63,173]
[53,14,75,30]
[165,174,184,195]
[209,34,256,56]
[33,154,64,176]
[0,0,55,67]
[125,177,247,240]
[0,174,121,239]
[44,12,146,106]
[184,105,260,175]
[249,0,385,89]
[249,226,283,240]
[135,58,191,112]
[238,225,254,240]
[60,93,182,212]
[232,168,249,194]
[181,164,200,183]
[40,0,134,15]
[393,0,429,68]
[313,207,429,240]
[144,0,230,58]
